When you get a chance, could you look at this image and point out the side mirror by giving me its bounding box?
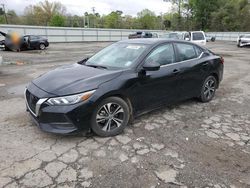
[185,37,190,41]
[143,61,160,71]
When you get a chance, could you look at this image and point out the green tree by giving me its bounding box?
[23,0,66,26]
[137,9,157,29]
[104,11,123,28]
[49,14,65,26]
[0,16,5,24]
[189,0,219,30]
[210,0,250,31]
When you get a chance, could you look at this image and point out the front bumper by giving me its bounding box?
[25,87,94,134]
[240,42,250,47]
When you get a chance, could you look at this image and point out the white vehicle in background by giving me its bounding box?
[237,34,250,47]
[184,31,207,46]
[152,33,159,38]
[162,31,206,46]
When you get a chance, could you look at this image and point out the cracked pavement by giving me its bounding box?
[0,41,250,187]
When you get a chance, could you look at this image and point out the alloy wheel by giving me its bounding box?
[96,103,125,132]
[204,78,216,100]
[40,44,45,50]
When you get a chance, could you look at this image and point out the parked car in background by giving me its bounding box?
[0,31,49,51]
[22,35,49,50]
[184,31,207,46]
[161,32,185,40]
[128,31,153,39]
[152,33,159,38]
[162,31,206,46]
[237,34,250,47]
[205,34,216,42]
[25,39,224,137]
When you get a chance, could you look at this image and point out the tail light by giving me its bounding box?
[220,56,224,64]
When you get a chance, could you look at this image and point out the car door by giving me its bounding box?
[29,36,39,49]
[173,42,209,100]
[134,43,182,111]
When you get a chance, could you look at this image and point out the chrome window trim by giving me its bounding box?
[24,89,47,117]
[160,52,204,68]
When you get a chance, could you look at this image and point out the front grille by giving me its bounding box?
[26,90,39,115]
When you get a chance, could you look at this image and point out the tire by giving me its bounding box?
[199,75,217,103]
[237,40,242,47]
[39,43,46,50]
[91,97,130,137]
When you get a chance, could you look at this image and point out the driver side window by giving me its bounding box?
[145,43,175,66]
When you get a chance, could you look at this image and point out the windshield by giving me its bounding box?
[85,43,147,69]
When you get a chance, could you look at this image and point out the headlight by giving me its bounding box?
[47,90,96,105]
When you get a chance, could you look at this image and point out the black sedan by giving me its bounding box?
[0,32,49,51]
[22,35,49,50]
[25,39,224,137]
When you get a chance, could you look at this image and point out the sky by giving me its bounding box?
[2,0,172,16]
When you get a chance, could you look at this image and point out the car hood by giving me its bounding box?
[32,63,123,96]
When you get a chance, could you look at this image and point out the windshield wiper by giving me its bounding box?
[85,64,107,69]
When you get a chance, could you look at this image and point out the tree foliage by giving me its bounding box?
[1,0,250,31]
[49,14,65,27]
[23,0,66,25]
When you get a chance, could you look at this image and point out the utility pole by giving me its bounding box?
[91,7,95,15]
[1,4,8,24]
[160,12,164,30]
[91,7,95,28]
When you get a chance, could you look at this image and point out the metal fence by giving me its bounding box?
[0,25,249,42]
[0,24,166,42]
[207,32,250,41]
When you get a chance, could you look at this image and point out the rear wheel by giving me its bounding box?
[39,43,46,50]
[199,75,217,102]
[91,97,130,137]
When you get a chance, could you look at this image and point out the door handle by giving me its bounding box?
[173,69,180,75]
[203,62,209,66]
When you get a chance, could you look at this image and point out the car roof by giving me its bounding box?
[119,38,208,51]
[119,38,191,45]
[24,35,41,37]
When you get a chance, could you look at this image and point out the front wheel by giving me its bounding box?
[199,76,217,103]
[91,97,130,137]
[39,43,46,50]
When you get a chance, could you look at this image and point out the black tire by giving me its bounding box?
[91,97,130,137]
[199,75,217,103]
[237,40,242,48]
[39,43,46,50]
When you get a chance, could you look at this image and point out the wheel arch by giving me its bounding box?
[210,72,219,88]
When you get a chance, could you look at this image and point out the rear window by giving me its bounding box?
[175,43,197,61]
[194,46,204,56]
[192,32,205,40]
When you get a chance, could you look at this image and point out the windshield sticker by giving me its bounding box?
[126,45,142,50]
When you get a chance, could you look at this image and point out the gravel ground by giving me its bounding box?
[0,41,250,188]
